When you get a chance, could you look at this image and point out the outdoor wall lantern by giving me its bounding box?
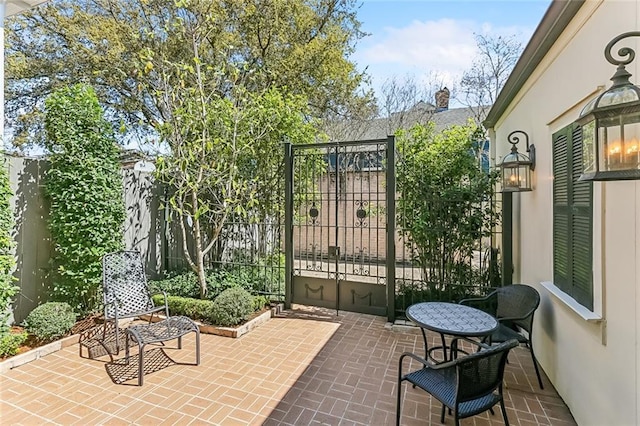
[500,130,535,192]
[577,31,640,181]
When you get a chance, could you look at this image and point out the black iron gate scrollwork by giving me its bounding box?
[284,138,396,318]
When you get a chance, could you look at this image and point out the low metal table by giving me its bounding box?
[406,302,498,362]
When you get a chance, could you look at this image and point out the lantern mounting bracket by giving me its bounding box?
[507,130,536,171]
[604,31,640,88]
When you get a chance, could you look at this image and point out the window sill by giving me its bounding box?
[541,281,603,322]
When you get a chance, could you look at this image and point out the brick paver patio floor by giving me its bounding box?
[0,305,576,425]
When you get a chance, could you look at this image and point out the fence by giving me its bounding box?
[6,146,506,322]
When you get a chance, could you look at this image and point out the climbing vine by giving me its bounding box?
[44,84,125,314]
[0,157,17,333]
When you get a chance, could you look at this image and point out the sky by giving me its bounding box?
[352,0,552,106]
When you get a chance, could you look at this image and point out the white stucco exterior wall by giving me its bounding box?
[489,1,640,425]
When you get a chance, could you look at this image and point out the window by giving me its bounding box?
[552,124,593,310]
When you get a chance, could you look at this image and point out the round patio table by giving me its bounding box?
[406,302,499,362]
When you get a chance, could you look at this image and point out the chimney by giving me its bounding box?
[435,87,450,112]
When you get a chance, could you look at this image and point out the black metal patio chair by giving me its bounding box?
[459,284,544,389]
[101,250,200,385]
[397,338,518,426]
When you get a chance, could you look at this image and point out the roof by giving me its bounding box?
[119,149,149,168]
[483,0,585,129]
[328,106,488,142]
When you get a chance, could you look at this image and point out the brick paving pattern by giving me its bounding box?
[0,305,576,425]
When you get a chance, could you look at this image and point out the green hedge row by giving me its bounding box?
[152,287,268,327]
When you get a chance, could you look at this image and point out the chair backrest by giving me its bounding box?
[102,251,155,319]
[456,339,518,402]
[495,284,540,332]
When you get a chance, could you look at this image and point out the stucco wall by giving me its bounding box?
[490,1,640,425]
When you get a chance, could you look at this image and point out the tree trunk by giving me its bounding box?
[197,252,207,299]
[191,191,207,299]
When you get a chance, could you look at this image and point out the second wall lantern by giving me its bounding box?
[500,130,535,192]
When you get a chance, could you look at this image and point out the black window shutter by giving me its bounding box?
[553,129,570,291]
[570,125,593,309]
[552,124,593,310]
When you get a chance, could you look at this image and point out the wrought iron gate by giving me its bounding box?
[284,138,395,316]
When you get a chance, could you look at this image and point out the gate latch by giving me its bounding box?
[328,246,341,258]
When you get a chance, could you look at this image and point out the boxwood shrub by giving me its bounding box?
[210,287,254,327]
[23,302,76,343]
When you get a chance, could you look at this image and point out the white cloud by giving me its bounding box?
[358,18,478,77]
[354,18,535,103]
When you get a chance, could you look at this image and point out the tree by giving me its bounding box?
[325,73,451,142]
[153,17,317,297]
[44,84,125,314]
[379,73,456,134]
[396,121,500,301]
[5,0,374,150]
[458,34,523,127]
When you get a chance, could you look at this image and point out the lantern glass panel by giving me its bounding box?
[502,164,531,191]
[582,120,596,174]
[598,85,640,108]
[580,97,598,116]
[599,113,640,171]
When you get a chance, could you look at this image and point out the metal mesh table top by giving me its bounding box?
[406,302,498,337]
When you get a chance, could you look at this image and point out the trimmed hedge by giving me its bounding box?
[152,294,214,324]
[152,287,263,327]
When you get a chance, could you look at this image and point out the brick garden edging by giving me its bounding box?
[0,333,79,374]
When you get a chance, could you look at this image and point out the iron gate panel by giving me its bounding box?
[287,139,391,315]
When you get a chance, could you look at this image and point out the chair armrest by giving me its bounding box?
[459,292,498,317]
[399,351,458,371]
[497,314,531,323]
[150,291,171,317]
[459,290,497,306]
[449,336,494,358]
[452,336,492,351]
[459,295,489,305]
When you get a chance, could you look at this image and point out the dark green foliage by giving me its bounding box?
[396,122,500,301]
[0,331,27,357]
[152,291,260,327]
[0,158,17,336]
[6,1,374,148]
[149,272,200,299]
[252,295,270,312]
[23,302,76,343]
[395,280,480,312]
[245,253,286,298]
[43,84,125,314]
[150,263,280,301]
[152,294,215,324]
[205,269,256,299]
[210,287,254,327]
